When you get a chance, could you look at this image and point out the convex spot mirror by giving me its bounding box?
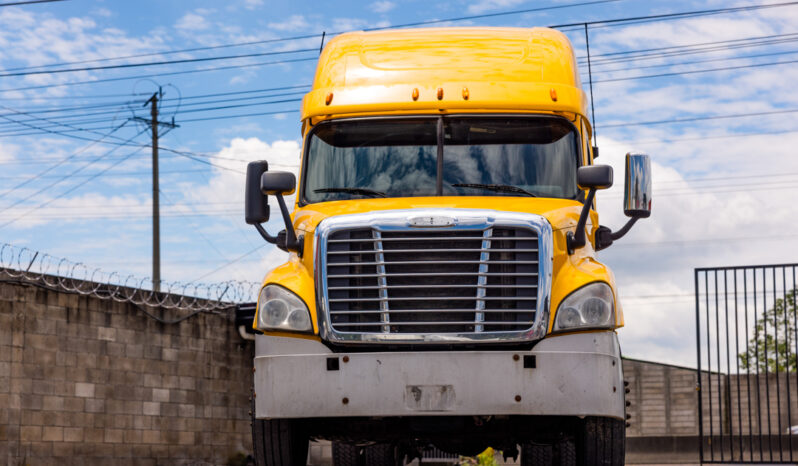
[623,153,652,218]
[261,171,296,196]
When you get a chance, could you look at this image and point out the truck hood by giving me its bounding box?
[293,196,590,233]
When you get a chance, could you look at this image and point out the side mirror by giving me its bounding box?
[261,171,296,196]
[567,164,613,254]
[623,153,652,219]
[595,153,653,251]
[244,162,303,256]
[245,161,270,225]
[577,165,613,190]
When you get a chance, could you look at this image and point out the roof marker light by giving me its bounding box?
[549,88,558,102]
[462,87,469,100]
[325,93,333,105]
[412,88,419,101]
[437,87,444,100]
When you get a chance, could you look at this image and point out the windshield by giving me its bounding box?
[302,116,580,203]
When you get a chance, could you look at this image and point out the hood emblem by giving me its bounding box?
[408,215,457,228]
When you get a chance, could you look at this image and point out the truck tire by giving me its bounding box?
[577,417,624,466]
[332,442,363,466]
[332,442,399,466]
[521,439,574,466]
[364,443,399,465]
[251,395,308,466]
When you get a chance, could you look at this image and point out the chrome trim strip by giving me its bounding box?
[373,229,390,333]
[314,208,553,345]
[475,228,492,333]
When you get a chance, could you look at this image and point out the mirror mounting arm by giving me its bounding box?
[594,217,639,251]
[254,223,278,244]
[566,188,597,255]
[274,193,303,256]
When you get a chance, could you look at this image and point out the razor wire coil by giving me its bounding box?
[0,242,259,312]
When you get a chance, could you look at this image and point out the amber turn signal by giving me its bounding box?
[325,93,333,105]
[437,87,444,100]
[412,88,419,101]
[549,88,557,102]
[462,87,469,100]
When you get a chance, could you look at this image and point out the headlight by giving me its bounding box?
[257,285,312,333]
[554,282,615,331]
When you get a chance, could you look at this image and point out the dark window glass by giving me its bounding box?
[302,116,579,203]
[303,119,438,203]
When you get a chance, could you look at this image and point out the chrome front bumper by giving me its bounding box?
[254,331,624,420]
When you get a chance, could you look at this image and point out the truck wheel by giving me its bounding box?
[521,439,574,466]
[251,395,308,466]
[332,442,399,466]
[577,417,624,466]
[364,443,400,465]
[332,442,363,466]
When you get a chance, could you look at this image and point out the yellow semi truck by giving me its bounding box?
[244,27,652,466]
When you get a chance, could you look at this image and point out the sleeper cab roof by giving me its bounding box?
[301,27,589,122]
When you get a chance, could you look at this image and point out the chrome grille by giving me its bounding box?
[324,226,539,335]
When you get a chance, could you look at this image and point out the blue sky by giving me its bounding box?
[1,0,798,365]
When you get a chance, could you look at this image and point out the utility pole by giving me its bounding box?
[137,87,178,292]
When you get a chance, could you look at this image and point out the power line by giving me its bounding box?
[600,108,798,129]
[0,47,317,78]
[577,32,798,61]
[187,243,269,283]
[554,0,798,29]
[6,0,798,84]
[0,90,308,130]
[0,0,66,6]
[0,127,147,213]
[583,37,798,67]
[594,57,798,83]
[0,119,128,199]
[0,146,147,229]
[2,0,620,75]
[583,49,798,74]
[0,56,318,93]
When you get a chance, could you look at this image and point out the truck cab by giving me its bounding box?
[244,27,652,466]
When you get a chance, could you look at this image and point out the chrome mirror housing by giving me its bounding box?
[623,153,652,219]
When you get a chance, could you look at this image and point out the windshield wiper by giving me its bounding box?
[452,183,537,197]
[314,187,386,198]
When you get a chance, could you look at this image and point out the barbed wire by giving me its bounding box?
[0,242,259,312]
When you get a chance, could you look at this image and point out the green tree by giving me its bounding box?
[739,288,798,372]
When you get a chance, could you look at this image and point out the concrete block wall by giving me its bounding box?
[0,280,254,465]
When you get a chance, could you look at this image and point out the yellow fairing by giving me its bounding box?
[302,27,589,129]
[255,196,624,337]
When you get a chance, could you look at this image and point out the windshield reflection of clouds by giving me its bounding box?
[303,117,579,203]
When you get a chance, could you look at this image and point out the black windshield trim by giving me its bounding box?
[298,114,583,207]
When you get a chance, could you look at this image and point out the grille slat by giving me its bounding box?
[329,296,537,302]
[327,272,538,278]
[329,284,538,290]
[329,236,536,243]
[328,248,537,254]
[324,225,540,337]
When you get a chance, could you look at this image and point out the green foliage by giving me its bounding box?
[459,447,500,465]
[738,288,798,372]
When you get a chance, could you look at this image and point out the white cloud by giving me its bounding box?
[0,141,18,163]
[243,0,264,10]
[467,0,524,15]
[370,1,395,14]
[175,12,210,31]
[0,7,166,94]
[268,15,309,32]
[189,137,301,210]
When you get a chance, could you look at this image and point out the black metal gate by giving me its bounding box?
[696,264,798,463]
